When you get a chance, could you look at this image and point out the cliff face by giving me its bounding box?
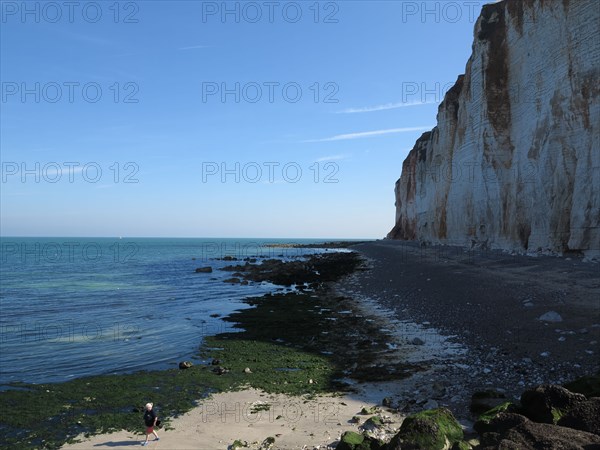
[389,0,600,258]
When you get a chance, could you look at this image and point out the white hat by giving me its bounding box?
[145,403,153,409]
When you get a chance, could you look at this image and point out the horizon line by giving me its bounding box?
[0,235,379,240]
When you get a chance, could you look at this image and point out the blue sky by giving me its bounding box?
[1,1,489,238]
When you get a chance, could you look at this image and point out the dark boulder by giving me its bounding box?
[520,384,600,435]
[223,277,241,284]
[557,397,600,436]
[564,373,600,398]
[520,385,586,424]
[478,412,600,449]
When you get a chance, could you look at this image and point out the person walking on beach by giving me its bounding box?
[142,402,159,446]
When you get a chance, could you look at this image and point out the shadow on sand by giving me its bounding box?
[93,440,141,447]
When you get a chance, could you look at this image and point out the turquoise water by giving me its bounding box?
[0,237,348,385]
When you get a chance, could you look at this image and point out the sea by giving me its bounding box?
[0,237,354,386]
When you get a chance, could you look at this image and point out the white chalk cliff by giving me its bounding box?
[389,0,599,258]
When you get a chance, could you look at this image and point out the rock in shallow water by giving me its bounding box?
[538,311,563,323]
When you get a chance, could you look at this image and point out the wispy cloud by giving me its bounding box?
[54,29,116,46]
[337,100,437,114]
[305,126,433,143]
[27,165,86,179]
[315,154,349,162]
[178,45,212,51]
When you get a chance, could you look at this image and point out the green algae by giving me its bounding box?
[551,407,565,424]
[473,401,517,434]
[336,430,385,450]
[0,306,341,449]
[390,408,463,450]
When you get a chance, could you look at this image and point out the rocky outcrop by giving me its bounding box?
[334,383,600,450]
[389,0,600,259]
[478,413,600,449]
[520,384,600,435]
[474,382,600,449]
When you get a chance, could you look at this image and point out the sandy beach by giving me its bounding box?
[59,241,599,449]
[62,385,408,450]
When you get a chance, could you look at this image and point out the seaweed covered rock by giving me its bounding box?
[387,408,463,449]
[473,402,518,434]
[336,431,364,450]
[222,252,362,287]
[335,431,385,450]
[478,412,600,449]
[360,415,384,432]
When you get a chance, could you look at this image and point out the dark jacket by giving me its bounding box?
[144,409,157,427]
